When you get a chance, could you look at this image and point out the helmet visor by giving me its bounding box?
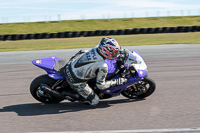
[111,50,119,59]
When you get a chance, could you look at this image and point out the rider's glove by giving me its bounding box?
[111,78,127,87]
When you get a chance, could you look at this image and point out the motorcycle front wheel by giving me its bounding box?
[121,76,156,99]
[30,74,64,104]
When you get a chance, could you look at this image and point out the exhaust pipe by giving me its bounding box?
[40,84,64,101]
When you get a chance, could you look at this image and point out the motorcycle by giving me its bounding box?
[30,48,156,104]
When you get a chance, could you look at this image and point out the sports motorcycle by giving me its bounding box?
[30,48,156,104]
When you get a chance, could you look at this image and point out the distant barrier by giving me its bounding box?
[0,25,200,41]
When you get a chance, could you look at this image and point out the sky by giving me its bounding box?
[0,0,200,23]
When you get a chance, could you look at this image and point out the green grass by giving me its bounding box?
[1,32,200,52]
[1,16,200,52]
[0,16,200,34]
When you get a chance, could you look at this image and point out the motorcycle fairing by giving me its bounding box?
[105,59,118,78]
[32,56,65,80]
[100,74,143,95]
[132,50,147,78]
[100,50,148,95]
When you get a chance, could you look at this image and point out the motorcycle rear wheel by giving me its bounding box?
[121,76,156,99]
[30,74,64,104]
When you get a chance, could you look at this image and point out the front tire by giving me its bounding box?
[30,74,64,104]
[121,76,156,99]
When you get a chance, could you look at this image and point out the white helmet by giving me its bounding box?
[97,37,120,60]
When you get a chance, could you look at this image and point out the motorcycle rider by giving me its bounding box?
[64,37,127,106]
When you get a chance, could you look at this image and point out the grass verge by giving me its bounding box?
[0,32,200,52]
[0,16,200,34]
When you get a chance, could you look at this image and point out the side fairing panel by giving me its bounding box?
[32,56,65,80]
[105,59,118,77]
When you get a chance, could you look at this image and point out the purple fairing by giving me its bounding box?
[137,69,148,78]
[100,75,143,95]
[100,50,148,95]
[132,50,148,78]
[105,59,118,77]
[32,56,65,80]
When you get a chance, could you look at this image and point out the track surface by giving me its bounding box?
[0,44,200,133]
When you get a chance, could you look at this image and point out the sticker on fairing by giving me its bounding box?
[36,60,41,64]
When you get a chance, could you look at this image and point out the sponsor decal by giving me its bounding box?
[86,52,91,61]
[36,60,41,64]
[50,75,54,78]
[99,93,104,98]
[140,71,143,75]
[106,90,111,93]
[86,49,97,61]
[66,65,74,82]
[91,49,97,60]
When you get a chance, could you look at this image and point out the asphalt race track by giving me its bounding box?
[0,44,200,133]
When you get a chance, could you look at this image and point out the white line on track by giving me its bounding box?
[28,127,200,133]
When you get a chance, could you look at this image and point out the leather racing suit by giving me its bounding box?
[64,46,127,105]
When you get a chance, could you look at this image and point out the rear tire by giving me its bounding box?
[30,74,64,104]
[121,76,156,99]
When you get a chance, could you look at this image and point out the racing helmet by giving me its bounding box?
[97,37,120,60]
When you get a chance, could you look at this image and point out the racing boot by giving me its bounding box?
[68,83,100,106]
[79,91,99,106]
